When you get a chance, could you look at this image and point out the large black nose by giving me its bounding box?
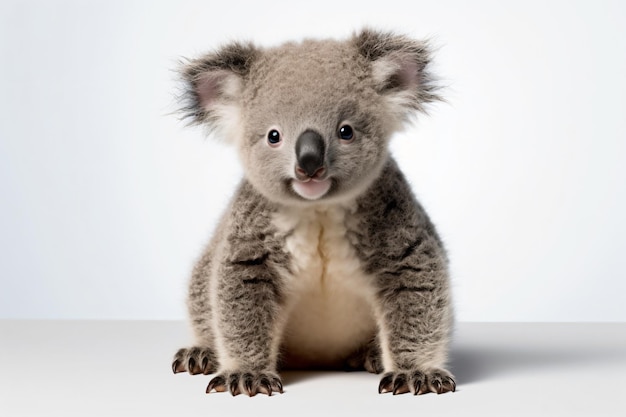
[295,130,325,177]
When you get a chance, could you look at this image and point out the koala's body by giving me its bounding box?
[172,29,455,396]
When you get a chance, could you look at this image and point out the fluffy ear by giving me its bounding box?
[354,29,440,118]
[179,41,259,137]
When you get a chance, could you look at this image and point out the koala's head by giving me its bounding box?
[180,29,438,206]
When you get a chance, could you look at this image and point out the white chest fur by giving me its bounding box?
[272,205,378,368]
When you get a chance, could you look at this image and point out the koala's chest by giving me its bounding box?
[272,207,378,366]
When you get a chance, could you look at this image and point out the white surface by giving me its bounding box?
[1,321,625,416]
[1,1,626,321]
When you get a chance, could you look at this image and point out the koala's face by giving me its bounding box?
[236,41,394,205]
[181,30,437,206]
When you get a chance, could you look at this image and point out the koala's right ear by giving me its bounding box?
[179,41,259,137]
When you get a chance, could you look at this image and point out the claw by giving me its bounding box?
[378,373,393,394]
[418,381,430,395]
[449,378,457,393]
[229,374,242,396]
[441,377,456,393]
[187,357,197,374]
[206,375,227,394]
[392,374,409,395]
[259,378,273,396]
[271,377,283,394]
[230,385,241,396]
[433,380,443,394]
[243,373,255,396]
[172,360,181,374]
[413,380,421,396]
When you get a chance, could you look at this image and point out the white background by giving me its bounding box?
[1,0,625,322]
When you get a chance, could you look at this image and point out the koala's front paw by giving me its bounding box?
[207,371,284,396]
[172,347,217,375]
[378,368,456,395]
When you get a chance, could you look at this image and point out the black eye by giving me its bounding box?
[267,129,281,145]
[339,125,354,141]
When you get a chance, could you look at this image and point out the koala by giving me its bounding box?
[171,29,455,397]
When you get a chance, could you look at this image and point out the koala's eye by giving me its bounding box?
[267,129,281,146]
[338,125,354,141]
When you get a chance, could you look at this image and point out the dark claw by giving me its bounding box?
[206,375,227,393]
[449,378,457,393]
[418,381,430,395]
[243,373,255,396]
[229,374,241,396]
[378,373,394,394]
[442,377,456,393]
[411,371,425,395]
[270,377,283,394]
[172,360,181,374]
[259,377,273,396]
[201,357,209,374]
[392,374,409,395]
[433,380,443,394]
[413,380,422,396]
[187,357,197,374]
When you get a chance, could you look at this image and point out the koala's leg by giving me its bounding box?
[172,250,219,376]
[373,241,456,395]
[354,161,456,395]
[205,244,287,396]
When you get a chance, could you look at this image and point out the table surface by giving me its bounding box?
[1,321,625,416]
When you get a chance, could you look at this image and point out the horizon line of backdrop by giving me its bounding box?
[1,0,625,321]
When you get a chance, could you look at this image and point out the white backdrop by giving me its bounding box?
[1,0,625,321]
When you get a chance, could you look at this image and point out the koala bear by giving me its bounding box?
[172,29,455,397]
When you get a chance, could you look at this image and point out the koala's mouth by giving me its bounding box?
[291,177,332,200]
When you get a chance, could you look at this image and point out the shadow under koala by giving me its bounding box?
[449,324,626,385]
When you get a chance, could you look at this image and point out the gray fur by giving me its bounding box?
[172,29,454,396]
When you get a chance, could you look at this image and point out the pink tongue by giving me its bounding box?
[292,178,331,200]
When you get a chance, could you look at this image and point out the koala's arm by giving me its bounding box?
[205,182,288,394]
[353,159,454,393]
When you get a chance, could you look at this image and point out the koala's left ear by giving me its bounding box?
[179,41,259,137]
[354,29,440,117]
